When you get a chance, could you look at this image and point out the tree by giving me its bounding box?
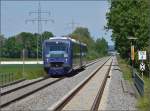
[71,27,95,49]
[38,31,54,57]
[41,31,54,41]
[2,36,21,58]
[0,34,5,45]
[1,31,54,58]
[95,38,108,56]
[106,0,150,58]
[70,27,108,59]
[0,34,6,58]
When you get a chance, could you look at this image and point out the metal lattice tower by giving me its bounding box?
[26,1,54,61]
[66,19,80,33]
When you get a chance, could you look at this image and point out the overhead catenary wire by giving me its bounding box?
[25,1,54,62]
[65,19,80,34]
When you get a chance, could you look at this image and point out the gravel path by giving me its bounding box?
[2,57,109,111]
[99,56,137,110]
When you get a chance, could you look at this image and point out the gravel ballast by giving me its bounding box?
[1,77,44,93]
[2,57,109,110]
[99,56,137,110]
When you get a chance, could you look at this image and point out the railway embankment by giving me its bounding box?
[99,56,137,110]
[117,56,150,111]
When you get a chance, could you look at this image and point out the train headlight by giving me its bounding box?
[47,58,49,62]
[64,53,68,57]
[65,58,68,62]
[46,54,50,58]
[44,58,49,63]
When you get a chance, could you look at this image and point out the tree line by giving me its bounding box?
[71,27,108,59]
[106,0,150,69]
[0,31,53,58]
[0,27,108,59]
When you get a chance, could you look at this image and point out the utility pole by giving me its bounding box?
[128,37,138,78]
[0,0,2,110]
[66,19,82,66]
[66,19,79,33]
[26,1,54,62]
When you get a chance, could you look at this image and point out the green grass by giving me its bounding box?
[0,57,42,61]
[0,55,104,84]
[137,77,150,111]
[117,56,132,81]
[117,56,150,111]
[0,64,46,80]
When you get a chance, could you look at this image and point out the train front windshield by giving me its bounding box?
[45,41,69,58]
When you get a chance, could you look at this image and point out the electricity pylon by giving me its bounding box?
[26,1,54,62]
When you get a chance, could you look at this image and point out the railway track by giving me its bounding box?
[1,77,48,96]
[48,57,113,111]
[0,57,104,108]
[0,77,64,107]
[1,57,102,96]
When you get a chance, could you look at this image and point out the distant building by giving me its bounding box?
[108,45,116,56]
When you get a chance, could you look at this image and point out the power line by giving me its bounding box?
[25,1,54,61]
[66,19,80,33]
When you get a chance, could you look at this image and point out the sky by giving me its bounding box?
[1,1,114,45]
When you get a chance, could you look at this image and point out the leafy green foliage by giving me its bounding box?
[1,27,108,60]
[95,38,108,56]
[106,0,150,58]
[71,27,108,60]
[107,1,150,110]
[71,27,95,49]
[1,31,53,58]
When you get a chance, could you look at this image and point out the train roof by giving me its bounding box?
[46,36,87,46]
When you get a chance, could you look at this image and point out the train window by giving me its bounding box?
[44,42,69,58]
[46,42,68,52]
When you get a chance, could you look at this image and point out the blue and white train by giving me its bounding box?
[43,37,87,76]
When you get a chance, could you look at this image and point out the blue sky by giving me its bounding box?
[1,1,114,45]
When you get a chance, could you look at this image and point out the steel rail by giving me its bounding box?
[49,57,112,111]
[0,78,64,108]
[1,57,103,96]
[91,59,113,111]
[1,77,48,96]
[1,78,26,88]
[0,57,105,108]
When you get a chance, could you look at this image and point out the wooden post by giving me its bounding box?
[22,49,25,79]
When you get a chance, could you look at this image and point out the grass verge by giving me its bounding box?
[117,56,132,81]
[137,77,150,111]
[117,55,150,111]
[0,56,104,85]
[0,64,46,81]
[0,58,42,61]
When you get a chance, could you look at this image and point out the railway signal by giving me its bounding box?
[140,62,145,71]
[138,51,146,60]
[138,51,147,78]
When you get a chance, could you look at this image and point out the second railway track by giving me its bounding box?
[0,57,104,108]
[0,77,64,108]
